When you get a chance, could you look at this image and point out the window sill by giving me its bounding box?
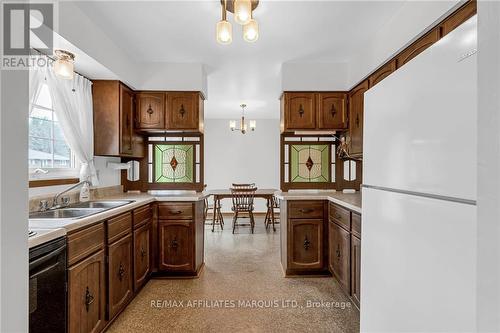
[29,177,80,188]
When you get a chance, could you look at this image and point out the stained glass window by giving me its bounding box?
[290,144,329,183]
[154,144,194,183]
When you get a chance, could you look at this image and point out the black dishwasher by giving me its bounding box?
[29,236,67,333]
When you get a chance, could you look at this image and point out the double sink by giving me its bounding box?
[29,200,135,220]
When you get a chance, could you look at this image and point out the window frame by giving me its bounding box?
[28,83,80,184]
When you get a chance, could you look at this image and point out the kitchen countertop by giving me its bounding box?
[274,190,362,214]
[29,228,67,249]
[29,191,208,235]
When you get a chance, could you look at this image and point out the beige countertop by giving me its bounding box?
[29,191,208,234]
[274,190,362,214]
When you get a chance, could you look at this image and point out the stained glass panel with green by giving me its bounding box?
[290,144,329,183]
[154,144,194,183]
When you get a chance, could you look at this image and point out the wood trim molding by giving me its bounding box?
[29,177,79,188]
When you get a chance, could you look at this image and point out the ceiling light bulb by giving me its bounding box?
[229,120,236,130]
[216,20,232,45]
[234,0,252,25]
[53,49,75,80]
[249,120,256,130]
[243,19,259,42]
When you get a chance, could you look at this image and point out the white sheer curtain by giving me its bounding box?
[31,64,99,185]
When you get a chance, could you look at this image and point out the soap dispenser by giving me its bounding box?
[79,181,90,202]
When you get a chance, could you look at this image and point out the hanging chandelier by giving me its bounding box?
[230,104,256,134]
[216,0,259,45]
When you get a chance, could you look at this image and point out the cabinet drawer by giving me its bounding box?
[133,204,152,228]
[158,203,193,220]
[329,203,351,231]
[68,222,105,266]
[108,212,132,243]
[288,201,324,219]
[351,213,361,238]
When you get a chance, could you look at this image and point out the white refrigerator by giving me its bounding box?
[361,16,477,332]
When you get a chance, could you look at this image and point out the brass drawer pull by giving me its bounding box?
[303,236,311,250]
[299,208,314,214]
[298,104,304,117]
[84,287,94,312]
[118,263,125,281]
[170,210,183,215]
[140,247,147,259]
[170,237,179,250]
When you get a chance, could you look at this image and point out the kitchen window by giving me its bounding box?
[29,83,79,181]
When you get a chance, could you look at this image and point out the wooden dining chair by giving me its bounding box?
[230,186,257,234]
[264,195,280,231]
[204,197,224,231]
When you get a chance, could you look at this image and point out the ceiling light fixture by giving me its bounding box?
[53,49,75,80]
[230,104,256,134]
[217,0,259,44]
[216,0,232,45]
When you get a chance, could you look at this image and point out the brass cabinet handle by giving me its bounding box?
[336,244,341,259]
[303,236,311,250]
[299,208,314,214]
[147,104,154,115]
[170,210,183,215]
[298,104,304,118]
[140,247,147,260]
[170,237,179,250]
[330,104,336,118]
[355,114,360,128]
[84,286,94,312]
[118,262,125,281]
[179,104,186,118]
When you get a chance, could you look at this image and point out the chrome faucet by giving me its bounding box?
[52,180,91,208]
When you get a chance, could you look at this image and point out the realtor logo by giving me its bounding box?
[3,3,53,56]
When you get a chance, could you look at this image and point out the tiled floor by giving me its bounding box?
[108,217,360,333]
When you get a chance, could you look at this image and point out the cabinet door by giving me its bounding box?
[134,222,151,291]
[119,84,134,155]
[136,92,165,129]
[108,234,133,319]
[318,93,347,129]
[351,235,361,308]
[330,222,351,293]
[166,92,199,130]
[284,93,316,130]
[348,80,368,156]
[288,219,323,270]
[68,250,106,333]
[158,220,194,272]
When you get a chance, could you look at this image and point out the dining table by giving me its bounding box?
[207,188,279,232]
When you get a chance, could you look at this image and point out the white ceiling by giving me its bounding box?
[74,1,406,119]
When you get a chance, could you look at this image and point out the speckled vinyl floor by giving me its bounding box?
[107,217,360,333]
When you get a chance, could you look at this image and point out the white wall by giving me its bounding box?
[347,1,461,88]
[204,119,280,212]
[29,156,121,197]
[476,2,500,331]
[281,62,349,91]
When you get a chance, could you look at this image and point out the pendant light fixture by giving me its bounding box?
[243,11,259,42]
[216,0,233,45]
[230,104,256,134]
[234,0,252,25]
[53,49,75,80]
[217,0,259,44]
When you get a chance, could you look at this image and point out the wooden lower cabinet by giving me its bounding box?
[351,235,361,308]
[107,234,133,319]
[68,250,106,333]
[158,220,194,272]
[134,222,151,291]
[288,219,324,270]
[330,222,351,293]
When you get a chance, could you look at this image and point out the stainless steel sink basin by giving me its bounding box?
[68,200,134,209]
[29,200,136,220]
[29,208,103,219]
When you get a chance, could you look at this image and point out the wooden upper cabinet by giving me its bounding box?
[68,250,106,333]
[166,92,203,131]
[396,28,440,68]
[93,80,143,158]
[368,60,396,88]
[284,92,316,130]
[440,1,476,37]
[136,92,165,129]
[317,93,348,129]
[348,80,368,156]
